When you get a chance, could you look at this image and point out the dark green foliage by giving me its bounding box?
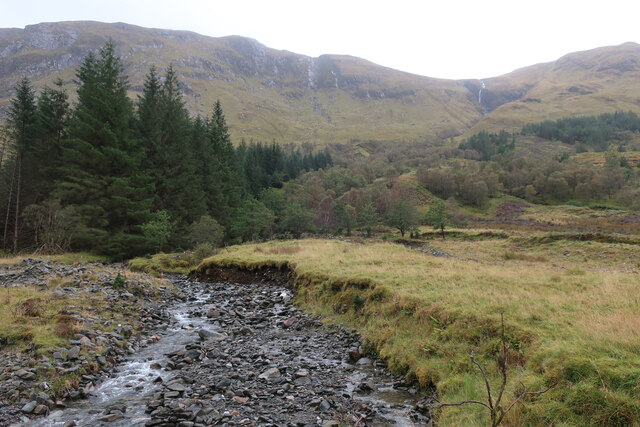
[229,198,275,242]
[201,100,244,224]
[459,130,515,161]
[387,200,420,237]
[279,201,316,237]
[357,202,379,237]
[189,215,224,248]
[237,140,333,196]
[424,199,448,238]
[136,65,206,238]
[521,110,640,151]
[55,42,153,259]
[112,272,126,288]
[141,210,174,253]
[2,78,39,251]
[333,200,356,235]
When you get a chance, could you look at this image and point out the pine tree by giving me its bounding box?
[36,78,70,193]
[137,65,205,242]
[3,78,38,252]
[56,42,152,258]
[204,100,243,223]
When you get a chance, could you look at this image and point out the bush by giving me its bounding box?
[193,243,216,263]
[112,272,126,288]
[189,216,224,247]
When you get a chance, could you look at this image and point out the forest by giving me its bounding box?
[0,43,331,259]
[2,42,640,260]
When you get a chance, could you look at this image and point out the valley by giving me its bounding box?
[1,20,640,427]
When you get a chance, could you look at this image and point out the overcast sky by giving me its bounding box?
[2,0,639,79]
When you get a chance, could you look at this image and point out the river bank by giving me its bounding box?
[1,257,430,426]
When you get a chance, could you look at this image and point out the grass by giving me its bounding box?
[197,238,640,425]
[0,285,103,352]
[128,250,212,275]
[0,252,109,266]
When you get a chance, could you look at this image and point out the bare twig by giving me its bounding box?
[435,313,555,426]
[470,351,494,411]
[433,397,491,410]
[503,383,555,415]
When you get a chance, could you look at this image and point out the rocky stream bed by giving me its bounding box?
[1,260,432,426]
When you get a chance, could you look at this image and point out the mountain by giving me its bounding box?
[464,42,640,137]
[1,21,639,144]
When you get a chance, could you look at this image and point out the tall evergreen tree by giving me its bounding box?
[3,78,38,252]
[204,100,243,224]
[36,78,70,193]
[56,42,152,258]
[137,65,205,242]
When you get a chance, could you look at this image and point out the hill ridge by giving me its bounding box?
[1,21,639,144]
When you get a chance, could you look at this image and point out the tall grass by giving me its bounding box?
[198,238,640,425]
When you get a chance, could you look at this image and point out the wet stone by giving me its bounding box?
[5,275,430,426]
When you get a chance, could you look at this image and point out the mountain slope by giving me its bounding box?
[1,21,639,144]
[465,42,640,136]
[0,21,482,144]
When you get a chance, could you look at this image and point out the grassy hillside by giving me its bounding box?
[2,22,640,145]
[196,238,640,425]
[0,21,481,145]
[466,43,640,137]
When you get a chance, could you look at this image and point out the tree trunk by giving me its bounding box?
[3,161,16,251]
[13,153,22,253]
[0,135,6,169]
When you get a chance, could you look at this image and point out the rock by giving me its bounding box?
[348,346,361,361]
[233,396,249,404]
[258,367,280,380]
[295,369,309,377]
[166,383,186,392]
[32,404,49,415]
[15,369,36,381]
[206,309,220,318]
[63,421,77,427]
[97,413,122,422]
[319,398,332,411]
[122,325,133,338]
[79,336,94,347]
[67,346,80,360]
[282,317,297,328]
[357,380,376,392]
[356,357,372,366]
[21,401,37,414]
[197,329,225,341]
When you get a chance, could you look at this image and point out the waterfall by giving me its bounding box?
[478,80,486,104]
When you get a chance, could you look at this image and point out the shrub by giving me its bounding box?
[112,272,126,288]
[193,243,216,263]
[189,216,224,247]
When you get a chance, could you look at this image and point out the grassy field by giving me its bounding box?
[0,255,172,353]
[196,237,640,425]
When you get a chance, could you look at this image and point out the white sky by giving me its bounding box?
[2,0,639,79]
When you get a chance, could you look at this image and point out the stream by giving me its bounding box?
[28,277,429,426]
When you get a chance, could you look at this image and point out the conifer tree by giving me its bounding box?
[137,65,205,242]
[36,78,70,193]
[204,100,243,223]
[3,78,38,252]
[56,42,152,258]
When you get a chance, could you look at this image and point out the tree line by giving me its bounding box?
[0,42,330,259]
[521,110,640,151]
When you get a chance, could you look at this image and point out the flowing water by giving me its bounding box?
[29,278,426,426]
